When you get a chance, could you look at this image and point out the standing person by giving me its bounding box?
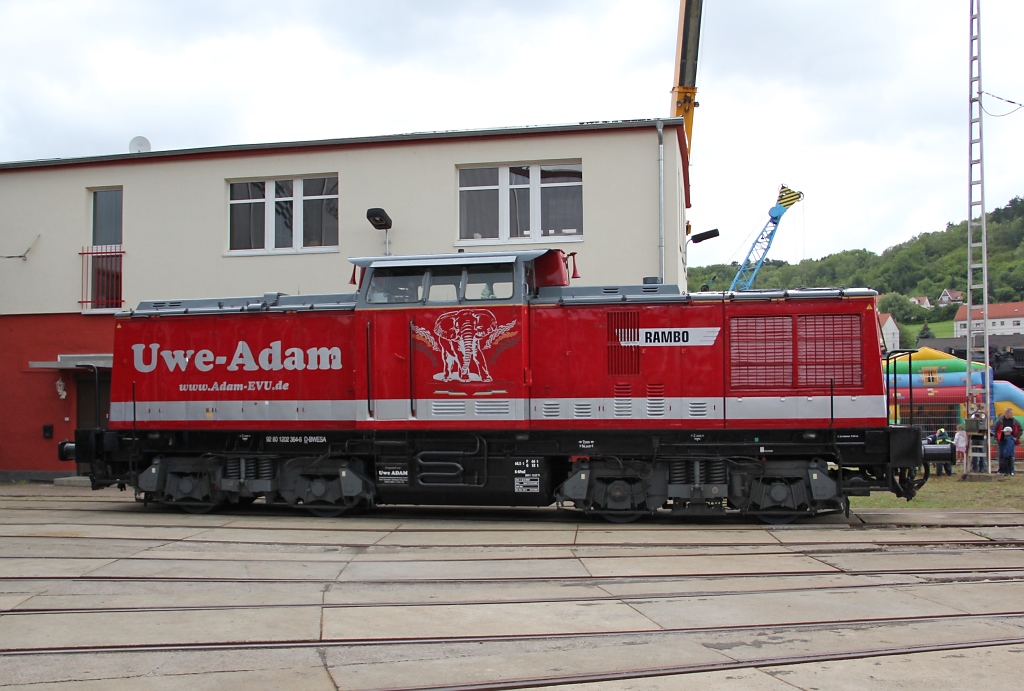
[954,425,968,471]
[932,428,952,476]
[996,408,1021,476]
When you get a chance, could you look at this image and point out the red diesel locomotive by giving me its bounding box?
[61,249,924,521]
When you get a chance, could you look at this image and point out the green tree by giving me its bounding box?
[684,195,1024,300]
[898,325,916,349]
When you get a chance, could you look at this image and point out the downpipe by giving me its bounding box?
[657,120,665,283]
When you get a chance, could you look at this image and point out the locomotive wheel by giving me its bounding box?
[176,499,219,515]
[754,512,802,525]
[599,511,644,524]
[305,501,347,518]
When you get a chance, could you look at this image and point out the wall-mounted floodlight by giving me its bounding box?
[366,208,393,255]
[690,228,719,244]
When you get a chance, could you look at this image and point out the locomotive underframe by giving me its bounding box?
[67,424,923,522]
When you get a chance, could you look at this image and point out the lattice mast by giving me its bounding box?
[965,0,992,473]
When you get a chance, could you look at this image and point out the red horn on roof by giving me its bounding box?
[567,252,580,279]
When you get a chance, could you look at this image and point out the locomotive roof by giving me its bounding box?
[127,291,358,316]
[533,285,878,305]
[348,249,551,269]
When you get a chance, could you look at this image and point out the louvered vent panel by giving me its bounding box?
[607,311,641,376]
[613,383,633,417]
[542,402,561,418]
[573,402,593,418]
[688,402,709,418]
[475,400,511,416]
[797,314,863,386]
[431,401,467,417]
[647,384,666,417]
[730,316,794,388]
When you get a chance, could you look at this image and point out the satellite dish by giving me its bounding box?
[128,136,151,154]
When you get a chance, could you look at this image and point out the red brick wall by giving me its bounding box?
[0,314,114,473]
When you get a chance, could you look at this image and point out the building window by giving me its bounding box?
[82,188,124,310]
[458,163,582,243]
[93,189,122,245]
[229,176,338,253]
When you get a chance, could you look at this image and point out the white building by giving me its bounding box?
[0,119,694,478]
[878,312,900,352]
[937,288,964,306]
[954,301,1024,337]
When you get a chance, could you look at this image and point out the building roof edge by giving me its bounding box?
[0,118,687,171]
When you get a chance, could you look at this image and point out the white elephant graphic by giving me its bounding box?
[413,309,517,382]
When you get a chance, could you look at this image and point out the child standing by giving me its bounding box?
[954,425,967,471]
[998,425,1017,476]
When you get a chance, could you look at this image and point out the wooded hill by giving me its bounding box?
[686,196,1024,325]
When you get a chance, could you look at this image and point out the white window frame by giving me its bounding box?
[227,176,339,256]
[456,162,583,246]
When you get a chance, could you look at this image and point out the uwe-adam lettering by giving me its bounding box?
[132,341,342,373]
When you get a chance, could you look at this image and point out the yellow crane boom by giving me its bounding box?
[671,0,703,154]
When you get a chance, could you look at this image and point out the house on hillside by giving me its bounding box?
[878,313,900,352]
[937,288,964,306]
[954,301,1024,336]
[908,296,933,309]
[0,118,693,480]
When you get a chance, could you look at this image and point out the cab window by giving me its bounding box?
[427,268,462,303]
[465,264,514,301]
[366,268,425,304]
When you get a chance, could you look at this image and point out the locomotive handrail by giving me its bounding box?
[557,295,627,305]
[365,321,374,418]
[726,291,782,301]
[622,294,692,304]
[883,349,919,427]
[268,302,356,312]
[409,320,417,418]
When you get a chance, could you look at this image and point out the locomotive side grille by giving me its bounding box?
[573,402,593,418]
[608,311,641,376]
[475,400,511,416]
[729,316,794,388]
[797,314,863,386]
[613,383,633,417]
[431,400,467,417]
[647,384,666,417]
[542,402,561,418]
[688,401,708,418]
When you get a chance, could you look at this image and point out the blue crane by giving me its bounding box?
[728,185,804,291]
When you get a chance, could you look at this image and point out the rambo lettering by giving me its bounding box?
[617,327,722,347]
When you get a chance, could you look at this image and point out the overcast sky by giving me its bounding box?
[1,0,1021,267]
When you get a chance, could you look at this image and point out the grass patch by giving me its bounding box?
[851,473,1024,510]
[904,320,954,341]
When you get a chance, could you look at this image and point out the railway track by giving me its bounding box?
[4,613,1024,691]
[3,488,1024,687]
[2,578,1023,617]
